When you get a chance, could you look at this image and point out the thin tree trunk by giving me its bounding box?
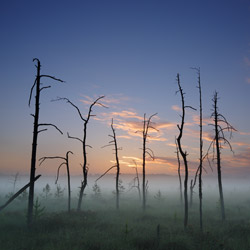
[27,59,41,226]
[142,114,147,211]
[66,152,71,213]
[135,166,141,201]
[190,180,193,207]
[77,121,88,211]
[197,68,203,231]
[142,134,146,211]
[141,113,157,211]
[111,120,120,210]
[214,93,226,221]
[176,74,191,229]
[0,175,41,212]
[176,138,183,204]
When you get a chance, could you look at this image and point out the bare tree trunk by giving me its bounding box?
[0,175,41,212]
[111,120,120,210]
[27,59,41,227]
[66,152,71,213]
[39,151,72,213]
[57,96,105,211]
[142,117,146,211]
[142,113,157,211]
[176,74,195,229]
[94,119,120,209]
[77,121,88,211]
[197,68,203,231]
[175,138,183,204]
[213,92,226,221]
[134,163,141,201]
[190,179,193,207]
[27,58,63,226]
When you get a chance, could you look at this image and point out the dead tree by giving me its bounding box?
[189,168,199,208]
[56,96,106,211]
[196,68,204,231]
[188,68,204,232]
[96,119,121,209]
[128,160,141,200]
[208,91,236,221]
[140,113,158,211]
[176,73,196,229]
[28,58,63,226]
[175,137,183,204]
[0,175,41,212]
[39,151,73,212]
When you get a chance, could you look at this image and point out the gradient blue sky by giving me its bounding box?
[0,0,250,178]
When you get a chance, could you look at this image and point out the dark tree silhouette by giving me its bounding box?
[188,69,203,232]
[39,151,73,212]
[96,119,121,209]
[140,113,158,211]
[208,91,236,221]
[175,137,183,204]
[28,58,63,226]
[196,68,204,231]
[0,175,41,212]
[175,73,196,229]
[128,160,141,201]
[56,96,106,211]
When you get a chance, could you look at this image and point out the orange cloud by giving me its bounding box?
[171,105,181,112]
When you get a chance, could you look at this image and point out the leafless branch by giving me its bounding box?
[38,123,63,135]
[40,74,64,83]
[39,156,66,166]
[37,129,48,134]
[95,165,117,182]
[0,175,41,212]
[28,78,37,107]
[40,86,51,92]
[53,97,86,121]
[55,162,67,184]
[67,132,83,143]
[184,105,197,111]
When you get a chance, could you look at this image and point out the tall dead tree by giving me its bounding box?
[209,91,236,221]
[176,74,196,229]
[175,137,183,204]
[130,160,141,200]
[56,96,105,211]
[28,58,63,226]
[196,68,204,231]
[141,113,158,211]
[188,69,203,232]
[39,151,73,212]
[96,119,121,209]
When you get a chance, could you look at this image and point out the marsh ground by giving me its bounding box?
[0,175,250,250]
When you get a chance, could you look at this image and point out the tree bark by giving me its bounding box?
[176,138,183,204]
[27,59,41,227]
[176,74,190,229]
[142,113,157,211]
[0,175,41,212]
[214,92,226,221]
[197,68,203,231]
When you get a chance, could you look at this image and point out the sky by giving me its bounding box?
[0,0,250,179]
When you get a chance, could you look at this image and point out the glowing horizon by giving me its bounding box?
[0,1,250,179]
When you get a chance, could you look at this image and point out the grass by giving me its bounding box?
[1,191,250,250]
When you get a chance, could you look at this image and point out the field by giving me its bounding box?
[1,175,250,250]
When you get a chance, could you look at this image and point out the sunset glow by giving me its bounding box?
[0,0,250,180]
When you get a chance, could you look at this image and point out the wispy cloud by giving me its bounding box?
[79,94,130,107]
[171,105,181,112]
